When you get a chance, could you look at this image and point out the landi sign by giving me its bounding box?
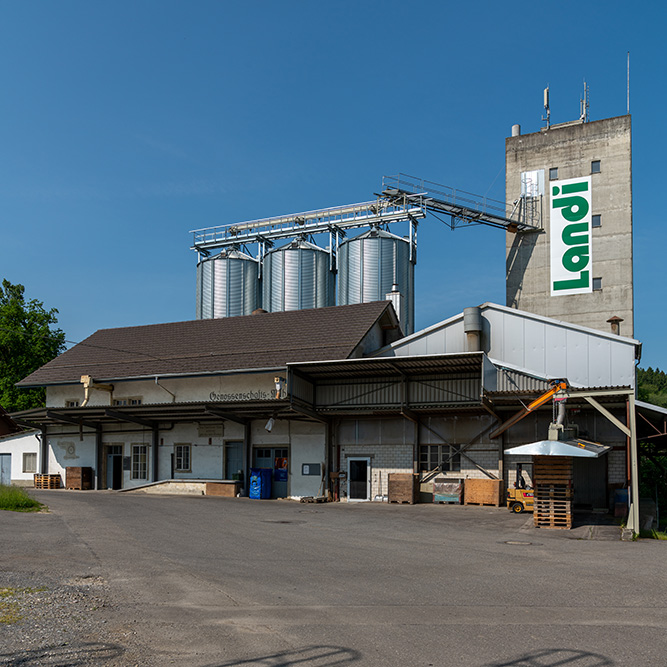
[550,176,592,296]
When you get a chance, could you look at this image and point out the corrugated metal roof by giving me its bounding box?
[289,352,484,380]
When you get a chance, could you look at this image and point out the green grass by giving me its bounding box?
[640,528,667,540]
[0,587,47,624]
[0,485,43,512]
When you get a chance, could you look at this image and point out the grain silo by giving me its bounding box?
[262,239,335,312]
[338,227,414,333]
[196,248,260,319]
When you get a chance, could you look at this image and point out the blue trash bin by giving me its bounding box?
[249,468,272,499]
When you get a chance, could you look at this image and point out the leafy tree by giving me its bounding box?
[0,280,66,412]
[637,366,667,409]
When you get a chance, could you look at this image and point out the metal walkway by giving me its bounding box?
[190,173,540,254]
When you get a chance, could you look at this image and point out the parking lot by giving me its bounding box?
[1,491,666,666]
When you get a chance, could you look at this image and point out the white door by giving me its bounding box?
[347,457,371,501]
[0,454,10,486]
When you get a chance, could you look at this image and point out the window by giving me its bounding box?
[591,160,601,174]
[549,167,558,180]
[112,397,142,406]
[23,452,37,473]
[592,214,601,228]
[419,445,461,473]
[593,277,602,291]
[65,400,80,408]
[131,445,147,480]
[174,444,191,472]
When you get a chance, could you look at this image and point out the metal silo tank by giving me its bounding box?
[262,239,335,312]
[338,228,414,333]
[196,249,259,319]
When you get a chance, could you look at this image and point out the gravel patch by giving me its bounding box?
[0,570,138,666]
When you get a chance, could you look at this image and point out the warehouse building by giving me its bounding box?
[11,300,646,526]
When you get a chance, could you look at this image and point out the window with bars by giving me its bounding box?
[131,445,147,479]
[174,444,191,472]
[419,445,461,473]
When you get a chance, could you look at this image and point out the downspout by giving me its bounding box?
[244,422,251,497]
[155,377,176,402]
[80,375,114,407]
[95,426,103,489]
[152,424,159,482]
[39,426,48,475]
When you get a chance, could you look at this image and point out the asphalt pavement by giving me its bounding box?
[1,491,666,666]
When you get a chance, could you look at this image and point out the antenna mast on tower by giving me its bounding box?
[580,80,590,122]
[542,86,550,129]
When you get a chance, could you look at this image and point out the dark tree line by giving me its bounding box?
[0,279,66,413]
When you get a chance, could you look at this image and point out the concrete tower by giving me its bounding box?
[505,115,633,337]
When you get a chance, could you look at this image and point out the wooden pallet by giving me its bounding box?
[387,473,418,504]
[34,474,61,490]
[300,496,327,504]
[533,457,573,529]
[65,467,93,490]
[464,479,502,507]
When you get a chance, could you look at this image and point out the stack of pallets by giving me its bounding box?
[34,474,62,490]
[533,456,573,529]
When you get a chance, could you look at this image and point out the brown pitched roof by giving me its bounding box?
[17,302,396,387]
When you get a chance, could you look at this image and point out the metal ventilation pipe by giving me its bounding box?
[463,307,483,352]
[511,124,521,137]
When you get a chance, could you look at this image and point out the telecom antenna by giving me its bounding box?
[627,51,630,114]
[580,80,590,122]
[542,86,550,129]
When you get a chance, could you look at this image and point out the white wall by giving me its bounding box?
[0,431,41,486]
[47,372,281,408]
[250,419,326,498]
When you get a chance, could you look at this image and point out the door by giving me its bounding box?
[106,445,123,490]
[253,447,289,499]
[0,454,10,486]
[348,457,371,501]
[225,441,244,481]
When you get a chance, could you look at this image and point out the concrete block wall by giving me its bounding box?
[339,443,413,500]
[608,449,627,485]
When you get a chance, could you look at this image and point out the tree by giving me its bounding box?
[0,280,66,412]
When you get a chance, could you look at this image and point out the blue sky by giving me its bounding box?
[2,1,665,369]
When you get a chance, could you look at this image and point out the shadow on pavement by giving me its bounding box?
[0,642,124,666]
[486,647,614,666]
[205,645,361,666]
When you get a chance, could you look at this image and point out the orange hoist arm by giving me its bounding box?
[489,380,567,439]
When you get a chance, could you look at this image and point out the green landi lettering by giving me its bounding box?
[553,195,589,222]
[553,270,590,291]
[562,245,590,272]
[562,181,589,194]
[562,222,589,246]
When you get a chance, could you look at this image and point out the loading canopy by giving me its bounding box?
[504,439,611,458]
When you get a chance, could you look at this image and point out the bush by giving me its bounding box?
[0,485,42,512]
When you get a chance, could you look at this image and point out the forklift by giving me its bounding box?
[506,463,534,513]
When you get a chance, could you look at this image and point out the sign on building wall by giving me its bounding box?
[550,176,592,296]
